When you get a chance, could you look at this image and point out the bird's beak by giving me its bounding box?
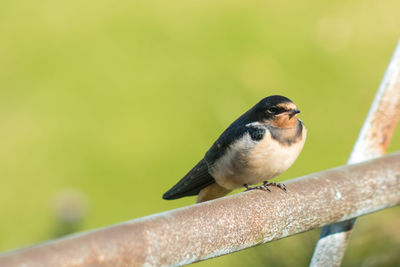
[289,109,300,119]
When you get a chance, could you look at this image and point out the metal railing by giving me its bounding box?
[0,153,399,266]
[1,40,400,267]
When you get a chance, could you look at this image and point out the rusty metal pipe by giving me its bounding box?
[1,152,400,267]
[310,38,400,266]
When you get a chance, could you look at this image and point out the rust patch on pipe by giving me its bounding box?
[348,40,400,164]
[365,83,400,153]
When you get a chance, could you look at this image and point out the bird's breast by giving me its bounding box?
[210,125,306,190]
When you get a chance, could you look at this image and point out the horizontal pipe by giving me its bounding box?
[1,152,400,267]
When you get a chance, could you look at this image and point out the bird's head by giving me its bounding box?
[252,95,301,128]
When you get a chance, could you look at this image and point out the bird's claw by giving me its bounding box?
[263,181,287,192]
[244,183,271,192]
[244,181,287,192]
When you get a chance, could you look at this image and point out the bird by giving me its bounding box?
[163,95,307,203]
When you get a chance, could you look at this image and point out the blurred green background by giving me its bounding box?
[1,0,400,266]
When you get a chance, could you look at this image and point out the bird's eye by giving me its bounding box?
[267,107,278,114]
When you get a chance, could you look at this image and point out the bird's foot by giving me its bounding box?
[244,181,287,192]
[263,180,287,192]
[244,183,271,192]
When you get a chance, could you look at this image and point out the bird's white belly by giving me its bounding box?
[211,129,306,190]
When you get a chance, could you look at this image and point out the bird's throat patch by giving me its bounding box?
[268,121,304,146]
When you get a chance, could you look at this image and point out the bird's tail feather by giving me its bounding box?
[163,159,215,200]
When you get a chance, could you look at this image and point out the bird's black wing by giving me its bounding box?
[162,159,215,200]
[163,111,263,200]
[204,112,264,166]
[204,125,247,165]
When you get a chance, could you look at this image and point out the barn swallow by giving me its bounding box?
[163,95,307,203]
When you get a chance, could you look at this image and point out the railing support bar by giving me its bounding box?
[310,38,400,267]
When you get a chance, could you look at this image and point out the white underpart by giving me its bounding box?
[210,126,307,190]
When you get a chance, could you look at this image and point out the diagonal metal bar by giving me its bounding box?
[1,152,400,267]
[309,39,400,267]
